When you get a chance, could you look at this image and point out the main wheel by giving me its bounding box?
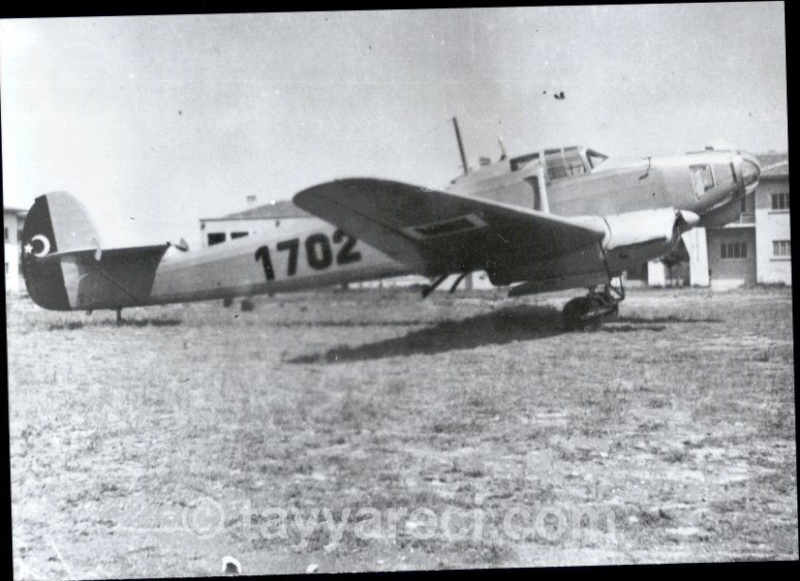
[563,297,592,331]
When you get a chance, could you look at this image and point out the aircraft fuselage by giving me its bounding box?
[20,144,761,313]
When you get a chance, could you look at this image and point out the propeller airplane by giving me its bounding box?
[20,118,761,329]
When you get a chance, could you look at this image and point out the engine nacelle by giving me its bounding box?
[699,197,744,229]
[596,207,699,274]
[500,207,700,295]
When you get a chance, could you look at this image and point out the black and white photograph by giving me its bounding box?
[2,3,795,578]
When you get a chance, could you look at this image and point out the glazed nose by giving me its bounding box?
[739,152,761,193]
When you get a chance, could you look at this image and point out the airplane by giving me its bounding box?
[19,119,761,329]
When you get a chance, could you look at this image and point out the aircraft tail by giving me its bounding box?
[21,192,102,310]
[22,192,171,312]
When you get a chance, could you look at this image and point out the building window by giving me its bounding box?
[231,232,249,240]
[207,232,226,246]
[721,242,747,260]
[771,193,790,211]
[773,240,791,257]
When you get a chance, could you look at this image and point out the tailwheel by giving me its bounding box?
[562,277,625,331]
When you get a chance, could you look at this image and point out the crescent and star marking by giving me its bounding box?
[28,234,52,257]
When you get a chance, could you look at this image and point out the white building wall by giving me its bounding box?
[755,206,792,285]
[647,260,667,286]
[4,242,20,293]
[4,212,24,293]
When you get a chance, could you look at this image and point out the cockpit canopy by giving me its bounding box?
[447,145,610,194]
[509,146,609,180]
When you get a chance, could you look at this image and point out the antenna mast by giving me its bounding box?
[452,117,469,175]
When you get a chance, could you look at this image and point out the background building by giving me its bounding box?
[4,207,27,294]
[753,154,791,285]
[644,152,789,289]
[199,197,314,248]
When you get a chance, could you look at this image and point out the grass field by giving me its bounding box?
[6,285,797,578]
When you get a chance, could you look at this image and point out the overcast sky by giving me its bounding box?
[1,4,787,247]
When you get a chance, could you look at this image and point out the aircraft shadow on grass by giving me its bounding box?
[288,306,724,363]
[47,318,182,331]
[288,304,564,363]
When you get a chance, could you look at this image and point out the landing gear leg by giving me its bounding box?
[116,308,123,326]
[421,274,449,299]
[562,276,625,331]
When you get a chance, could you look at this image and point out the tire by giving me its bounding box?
[563,297,592,331]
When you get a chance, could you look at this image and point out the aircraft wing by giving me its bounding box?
[293,178,608,282]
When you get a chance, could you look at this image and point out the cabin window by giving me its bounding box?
[544,148,587,181]
[4,262,8,275]
[207,232,226,246]
[690,164,714,197]
[713,162,736,188]
[771,193,790,211]
[720,242,747,260]
[231,232,249,240]
[3,227,8,241]
[586,149,608,169]
[510,152,539,172]
[563,147,587,177]
[773,240,791,257]
[544,149,568,181]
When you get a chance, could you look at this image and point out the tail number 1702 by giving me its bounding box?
[254,229,362,281]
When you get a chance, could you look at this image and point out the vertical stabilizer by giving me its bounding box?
[21,192,102,310]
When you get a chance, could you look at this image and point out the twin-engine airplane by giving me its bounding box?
[20,121,761,329]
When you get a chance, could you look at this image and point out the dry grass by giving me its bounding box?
[6,286,797,577]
